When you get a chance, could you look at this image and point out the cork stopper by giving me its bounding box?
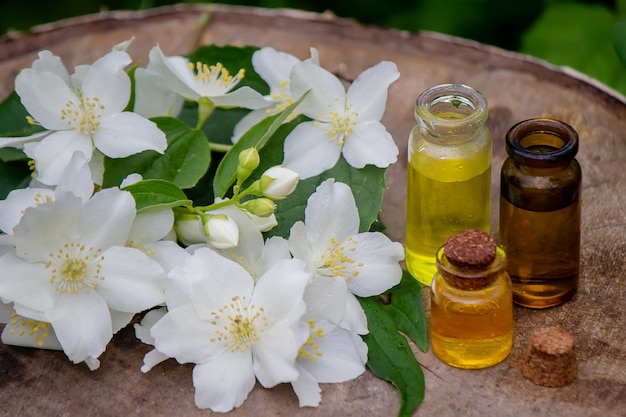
[443,229,497,269]
[438,230,498,290]
[522,327,577,387]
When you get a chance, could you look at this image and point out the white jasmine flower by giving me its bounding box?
[149,248,310,412]
[1,49,167,185]
[283,60,400,179]
[133,60,184,118]
[288,179,404,332]
[232,47,319,142]
[0,151,93,237]
[0,188,166,367]
[291,276,368,407]
[145,45,268,109]
[260,166,300,199]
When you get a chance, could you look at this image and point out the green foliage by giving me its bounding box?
[521,2,626,96]
[122,178,192,213]
[213,94,308,198]
[359,270,427,417]
[102,116,211,189]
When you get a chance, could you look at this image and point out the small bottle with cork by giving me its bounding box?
[430,229,513,369]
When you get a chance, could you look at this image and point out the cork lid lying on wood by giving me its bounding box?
[522,326,577,387]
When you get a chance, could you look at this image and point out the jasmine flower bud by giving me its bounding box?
[260,166,300,199]
[203,214,239,249]
[240,198,276,217]
[237,147,260,183]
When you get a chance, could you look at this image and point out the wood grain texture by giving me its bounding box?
[0,4,625,417]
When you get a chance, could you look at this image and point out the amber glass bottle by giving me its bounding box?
[430,230,513,369]
[405,84,492,286]
[499,118,581,308]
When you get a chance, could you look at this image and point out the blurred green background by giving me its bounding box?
[2,0,626,95]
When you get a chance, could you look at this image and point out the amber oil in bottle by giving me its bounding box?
[499,118,581,308]
[430,230,513,369]
[406,84,491,286]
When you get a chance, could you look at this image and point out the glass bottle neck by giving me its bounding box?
[506,118,578,168]
[414,83,488,143]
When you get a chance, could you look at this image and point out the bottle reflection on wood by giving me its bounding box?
[499,118,581,308]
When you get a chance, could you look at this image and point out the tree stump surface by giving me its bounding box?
[0,4,624,417]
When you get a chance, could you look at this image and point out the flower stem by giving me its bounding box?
[210,143,233,153]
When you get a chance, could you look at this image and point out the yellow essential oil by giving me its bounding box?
[430,230,513,369]
[405,84,492,285]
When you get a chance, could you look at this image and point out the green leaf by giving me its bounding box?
[381,270,428,352]
[122,179,191,213]
[0,91,45,137]
[102,116,210,189]
[359,294,425,417]
[521,3,626,96]
[0,147,29,163]
[612,19,626,66]
[0,159,31,199]
[212,92,309,199]
[266,155,386,238]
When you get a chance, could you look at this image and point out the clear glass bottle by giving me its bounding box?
[405,84,492,286]
[430,229,513,369]
[499,118,581,308]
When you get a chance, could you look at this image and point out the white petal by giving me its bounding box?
[253,319,305,388]
[288,221,315,267]
[210,87,269,109]
[252,47,300,87]
[342,121,398,169]
[0,301,13,323]
[291,366,321,407]
[97,246,165,312]
[129,209,174,244]
[192,352,255,412]
[12,194,82,262]
[55,151,95,202]
[15,69,76,131]
[93,112,166,158]
[0,130,50,150]
[147,46,200,100]
[31,50,70,84]
[341,293,368,335]
[133,67,184,118]
[47,291,112,364]
[0,253,57,312]
[303,276,348,324]
[79,188,136,249]
[298,321,366,383]
[344,233,404,297]
[347,61,399,121]
[289,60,346,118]
[304,179,359,250]
[0,188,54,234]
[81,51,132,115]
[253,259,309,321]
[1,313,63,350]
[282,122,341,179]
[140,348,170,373]
[109,309,134,333]
[151,304,222,364]
[181,248,253,320]
[25,130,93,185]
[134,307,167,345]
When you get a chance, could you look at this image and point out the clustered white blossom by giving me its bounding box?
[0,43,403,412]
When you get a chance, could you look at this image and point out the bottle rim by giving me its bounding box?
[435,246,507,290]
[505,118,579,167]
[414,83,488,132]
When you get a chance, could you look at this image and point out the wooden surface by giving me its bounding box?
[1,4,625,417]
